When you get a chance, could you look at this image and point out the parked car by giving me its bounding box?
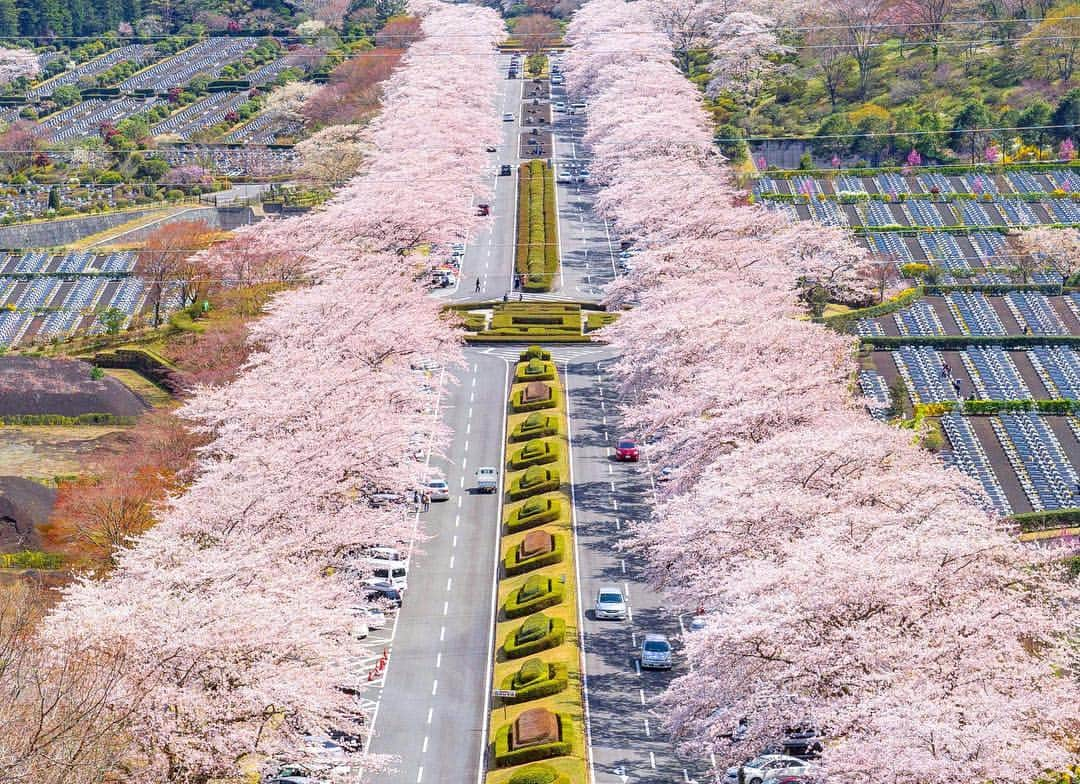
[594,585,628,620]
[477,203,490,216]
[363,580,403,608]
[369,491,404,507]
[722,755,813,784]
[425,479,450,501]
[640,633,673,669]
[486,144,497,152]
[500,163,512,176]
[614,439,639,461]
[347,605,386,629]
[475,466,498,493]
[365,558,408,590]
[363,546,406,563]
[503,112,515,121]
[553,101,567,112]
[782,727,824,759]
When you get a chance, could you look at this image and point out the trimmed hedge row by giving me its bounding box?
[508,466,561,501]
[510,413,560,443]
[515,359,557,382]
[1012,508,1080,532]
[504,574,565,619]
[865,335,1080,349]
[0,412,137,426]
[506,496,563,533]
[511,385,561,413]
[510,438,561,470]
[468,334,592,344]
[821,286,924,331]
[915,399,1080,416]
[500,660,570,702]
[756,161,1080,179]
[494,713,574,767]
[507,763,571,784]
[515,159,561,292]
[503,614,567,658]
[505,533,566,577]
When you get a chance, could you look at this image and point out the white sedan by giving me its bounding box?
[723,755,814,784]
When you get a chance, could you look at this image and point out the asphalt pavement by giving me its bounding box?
[564,358,714,784]
[366,351,511,784]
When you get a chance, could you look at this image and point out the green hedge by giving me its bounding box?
[510,413,560,443]
[866,335,1080,349]
[521,346,552,361]
[515,159,561,293]
[504,533,566,577]
[508,466,561,501]
[494,713,573,767]
[916,399,1080,415]
[503,614,567,658]
[467,334,592,344]
[509,438,561,470]
[511,384,560,413]
[0,550,63,569]
[507,762,570,784]
[500,660,570,702]
[506,496,563,533]
[504,574,565,619]
[515,359,556,382]
[1012,508,1080,532]
[822,286,924,332]
[0,413,137,426]
[756,161,1080,179]
[924,283,1064,295]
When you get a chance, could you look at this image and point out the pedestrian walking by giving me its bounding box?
[518,291,524,301]
[953,378,962,395]
[422,492,431,512]
[503,291,509,303]
[513,274,520,290]
[941,362,949,379]
[475,276,481,293]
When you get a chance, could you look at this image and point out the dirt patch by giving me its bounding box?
[0,477,56,551]
[0,357,148,417]
[0,426,131,479]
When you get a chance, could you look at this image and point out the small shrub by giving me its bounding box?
[494,713,573,766]
[508,467,560,501]
[514,358,555,381]
[506,496,562,533]
[89,366,105,380]
[520,345,551,361]
[504,575,565,619]
[504,532,566,576]
[509,438,559,469]
[508,763,564,784]
[502,659,570,700]
[509,413,560,442]
[504,616,565,658]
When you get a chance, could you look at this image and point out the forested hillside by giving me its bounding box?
[0,0,400,37]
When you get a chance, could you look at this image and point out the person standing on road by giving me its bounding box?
[422,492,431,512]
[475,276,481,293]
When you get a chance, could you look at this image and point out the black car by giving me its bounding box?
[500,164,512,176]
[363,581,403,608]
[783,727,824,759]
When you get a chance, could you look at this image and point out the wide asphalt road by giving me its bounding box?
[565,358,713,784]
[366,350,510,784]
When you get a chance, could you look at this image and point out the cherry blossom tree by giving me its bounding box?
[43,2,505,781]
[706,12,792,106]
[1018,226,1080,285]
[565,3,1080,782]
[0,48,39,85]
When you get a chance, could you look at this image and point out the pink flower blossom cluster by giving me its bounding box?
[0,47,39,85]
[44,3,503,782]
[566,2,1080,782]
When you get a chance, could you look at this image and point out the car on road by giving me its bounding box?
[475,466,498,493]
[640,633,673,669]
[363,579,403,608]
[594,585,628,620]
[425,479,450,501]
[551,74,564,84]
[614,439,639,461]
[556,170,572,184]
[486,144,497,152]
[553,101,566,112]
[722,755,814,784]
[500,163,512,176]
[503,112,515,121]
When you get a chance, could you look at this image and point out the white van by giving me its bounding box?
[366,558,408,590]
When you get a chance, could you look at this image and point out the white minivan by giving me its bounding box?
[366,557,409,590]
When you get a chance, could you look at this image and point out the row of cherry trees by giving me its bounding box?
[38,3,503,783]
[565,2,1080,782]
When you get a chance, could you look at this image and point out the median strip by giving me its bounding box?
[486,345,587,784]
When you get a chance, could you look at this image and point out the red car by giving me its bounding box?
[614,439,639,461]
